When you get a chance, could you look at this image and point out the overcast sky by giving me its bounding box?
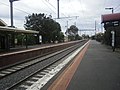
[0,0,120,35]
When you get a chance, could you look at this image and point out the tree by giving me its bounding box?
[82,34,90,39]
[95,33,104,42]
[65,25,79,41]
[24,13,64,43]
[75,34,82,40]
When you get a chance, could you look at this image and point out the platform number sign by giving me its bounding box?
[111,31,115,51]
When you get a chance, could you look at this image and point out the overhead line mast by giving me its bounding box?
[57,0,59,19]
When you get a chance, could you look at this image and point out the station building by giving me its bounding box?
[0,19,39,51]
[101,13,120,48]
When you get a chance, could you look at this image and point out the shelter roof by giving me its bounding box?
[101,13,120,23]
[0,26,39,34]
[0,19,7,26]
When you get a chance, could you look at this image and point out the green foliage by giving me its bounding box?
[16,34,36,45]
[95,33,104,43]
[75,34,82,40]
[66,25,78,36]
[82,34,90,39]
[65,25,79,41]
[24,13,64,43]
[16,34,23,45]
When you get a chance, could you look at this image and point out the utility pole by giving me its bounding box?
[66,21,68,29]
[10,0,13,27]
[57,0,60,19]
[9,0,19,27]
[95,21,96,36]
[9,0,19,48]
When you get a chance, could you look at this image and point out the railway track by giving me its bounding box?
[0,40,88,90]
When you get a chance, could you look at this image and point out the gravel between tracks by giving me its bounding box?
[0,41,86,90]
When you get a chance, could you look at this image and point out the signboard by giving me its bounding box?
[111,31,115,47]
[39,35,42,43]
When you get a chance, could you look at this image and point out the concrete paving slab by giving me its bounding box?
[67,40,120,90]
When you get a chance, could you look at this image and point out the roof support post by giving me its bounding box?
[25,34,28,49]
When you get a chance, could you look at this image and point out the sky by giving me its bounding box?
[0,0,120,36]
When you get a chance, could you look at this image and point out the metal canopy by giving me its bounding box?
[0,26,39,34]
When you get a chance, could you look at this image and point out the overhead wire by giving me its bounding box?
[44,0,71,32]
[78,0,97,35]
[18,1,49,14]
[77,0,86,31]
[0,1,54,27]
[0,2,30,14]
[44,0,56,10]
[44,0,68,21]
[41,0,67,25]
[0,1,58,19]
[115,7,120,12]
[114,4,120,12]
[0,1,78,31]
[41,0,56,15]
[0,1,55,15]
[45,0,68,17]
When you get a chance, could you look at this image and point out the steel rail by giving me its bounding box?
[0,40,86,79]
[6,41,87,90]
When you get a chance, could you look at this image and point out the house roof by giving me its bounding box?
[101,13,120,23]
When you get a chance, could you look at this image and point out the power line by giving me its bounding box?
[114,4,120,10]
[43,0,72,31]
[115,7,120,12]
[1,1,57,16]
[41,0,56,15]
[76,0,86,30]
[0,2,30,14]
[0,1,81,31]
[45,0,56,10]
[19,2,49,14]
[44,0,67,18]
[0,2,9,7]
[114,4,120,12]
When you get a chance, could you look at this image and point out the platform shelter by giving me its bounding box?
[101,13,120,48]
[0,19,39,51]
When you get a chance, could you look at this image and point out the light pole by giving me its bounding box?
[105,7,114,13]
[9,0,19,27]
[9,0,19,48]
[57,0,59,19]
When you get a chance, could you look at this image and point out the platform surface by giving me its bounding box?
[67,40,120,90]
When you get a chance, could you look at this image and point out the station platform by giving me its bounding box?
[48,40,120,90]
[0,43,53,55]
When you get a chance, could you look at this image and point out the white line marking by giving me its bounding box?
[6,69,16,72]
[11,67,21,70]
[43,70,50,72]
[40,72,47,75]
[19,85,30,88]
[32,77,40,80]
[1,71,11,74]
[0,73,6,76]
[36,74,44,77]
[26,81,36,84]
